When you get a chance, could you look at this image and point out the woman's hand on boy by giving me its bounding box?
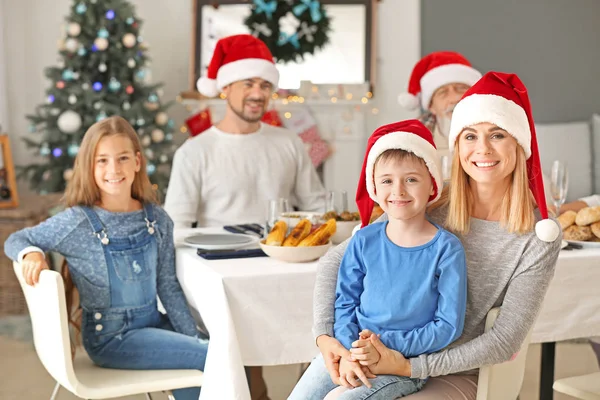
[22,252,49,286]
[351,329,381,366]
[365,333,412,377]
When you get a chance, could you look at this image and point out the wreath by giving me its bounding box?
[244,0,331,63]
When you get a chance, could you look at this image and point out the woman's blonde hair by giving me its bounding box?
[430,139,535,235]
[63,115,158,207]
[61,116,158,356]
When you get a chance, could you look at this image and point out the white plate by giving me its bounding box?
[566,240,600,249]
[183,233,259,250]
[561,240,568,249]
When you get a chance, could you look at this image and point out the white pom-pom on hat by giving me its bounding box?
[197,76,220,98]
[535,219,560,242]
[397,92,420,110]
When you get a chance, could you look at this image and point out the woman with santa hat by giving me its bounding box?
[310,71,562,399]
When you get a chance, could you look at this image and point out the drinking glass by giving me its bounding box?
[550,160,568,215]
[265,198,290,236]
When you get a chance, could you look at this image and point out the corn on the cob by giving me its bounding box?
[265,220,287,246]
[282,219,312,247]
[298,219,336,247]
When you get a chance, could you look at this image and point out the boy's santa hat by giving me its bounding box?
[448,71,560,242]
[356,120,442,228]
[196,34,279,97]
[398,51,482,111]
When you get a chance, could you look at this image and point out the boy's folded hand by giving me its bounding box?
[351,331,381,366]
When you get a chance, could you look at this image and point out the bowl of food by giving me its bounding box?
[260,218,336,262]
[321,210,361,244]
[279,211,322,228]
[559,207,600,248]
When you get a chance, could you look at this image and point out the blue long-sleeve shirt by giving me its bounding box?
[334,221,467,357]
[3,204,198,337]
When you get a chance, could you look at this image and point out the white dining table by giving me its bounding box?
[174,228,600,400]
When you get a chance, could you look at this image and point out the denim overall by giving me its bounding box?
[79,204,207,400]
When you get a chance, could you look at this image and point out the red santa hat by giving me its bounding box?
[448,71,560,242]
[356,120,442,228]
[398,51,482,111]
[196,34,280,97]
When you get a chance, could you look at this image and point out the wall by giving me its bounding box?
[422,0,600,123]
[1,0,420,167]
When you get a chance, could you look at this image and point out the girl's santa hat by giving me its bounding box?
[196,34,279,97]
[356,120,442,228]
[448,71,560,242]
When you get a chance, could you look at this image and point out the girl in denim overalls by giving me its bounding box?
[5,116,207,400]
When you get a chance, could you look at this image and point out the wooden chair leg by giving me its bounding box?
[49,382,61,400]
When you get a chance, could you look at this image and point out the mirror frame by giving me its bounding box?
[189,0,378,93]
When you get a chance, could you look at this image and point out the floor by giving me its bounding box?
[0,335,598,400]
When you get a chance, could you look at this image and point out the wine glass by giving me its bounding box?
[265,198,290,236]
[550,160,568,215]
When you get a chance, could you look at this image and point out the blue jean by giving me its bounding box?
[288,354,425,400]
[83,309,208,400]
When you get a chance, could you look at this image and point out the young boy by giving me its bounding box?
[289,120,467,400]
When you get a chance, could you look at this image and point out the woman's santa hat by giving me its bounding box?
[448,71,560,242]
[398,51,482,111]
[196,34,279,97]
[356,120,443,228]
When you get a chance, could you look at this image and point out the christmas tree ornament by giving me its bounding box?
[145,149,154,159]
[96,111,108,122]
[151,129,165,143]
[75,3,87,14]
[65,38,79,52]
[67,143,79,157]
[98,63,107,72]
[57,110,82,133]
[122,101,131,110]
[108,78,122,92]
[136,118,146,126]
[144,102,159,111]
[40,144,51,156]
[166,133,173,141]
[94,37,109,51]
[97,28,109,38]
[155,112,168,126]
[126,17,134,24]
[67,22,81,37]
[167,119,175,128]
[52,148,63,157]
[68,94,77,104]
[63,168,74,181]
[62,69,74,81]
[126,85,134,94]
[81,83,90,90]
[56,81,66,89]
[141,135,151,146]
[122,33,136,48]
[148,93,158,103]
[105,10,116,20]
[147,163,156,175]
[159,154,168,163]
[77,47,87,56]
[47,95,55,103]
[127,58,136,68]
[50,108,61,116]
[93,102,102,110]
[137,36,143,43]
[93,82,103,91]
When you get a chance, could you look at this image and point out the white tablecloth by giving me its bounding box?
[175,228,600,400]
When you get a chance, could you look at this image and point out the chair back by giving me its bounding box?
[13,262,79,393]
[476,307,533,400]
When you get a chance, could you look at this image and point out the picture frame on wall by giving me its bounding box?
[0,134,19,209]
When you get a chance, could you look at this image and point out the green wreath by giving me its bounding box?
[244,0,331,63]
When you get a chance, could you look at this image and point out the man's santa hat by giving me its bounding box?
[398,51,482,111]
[196,34,279,97]
[448,71,560,242]
[356,120,442,228]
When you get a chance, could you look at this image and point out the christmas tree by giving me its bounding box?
[23,0,177,198]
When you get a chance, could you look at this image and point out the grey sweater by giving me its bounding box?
[313,205,561,379]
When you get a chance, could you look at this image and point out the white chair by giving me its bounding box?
[13,261,204,399]
[476,307,533,400]
[553,372,600,400]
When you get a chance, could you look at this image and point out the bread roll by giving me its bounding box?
[265,220,288,246]
[282,219,312,247]
[557,210,577,230]
[298,219,336,247]
[563,224,593,241]
[575,206,600,226]
[591,221,600,239]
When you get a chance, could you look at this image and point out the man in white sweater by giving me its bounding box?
[165,34,325,229]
